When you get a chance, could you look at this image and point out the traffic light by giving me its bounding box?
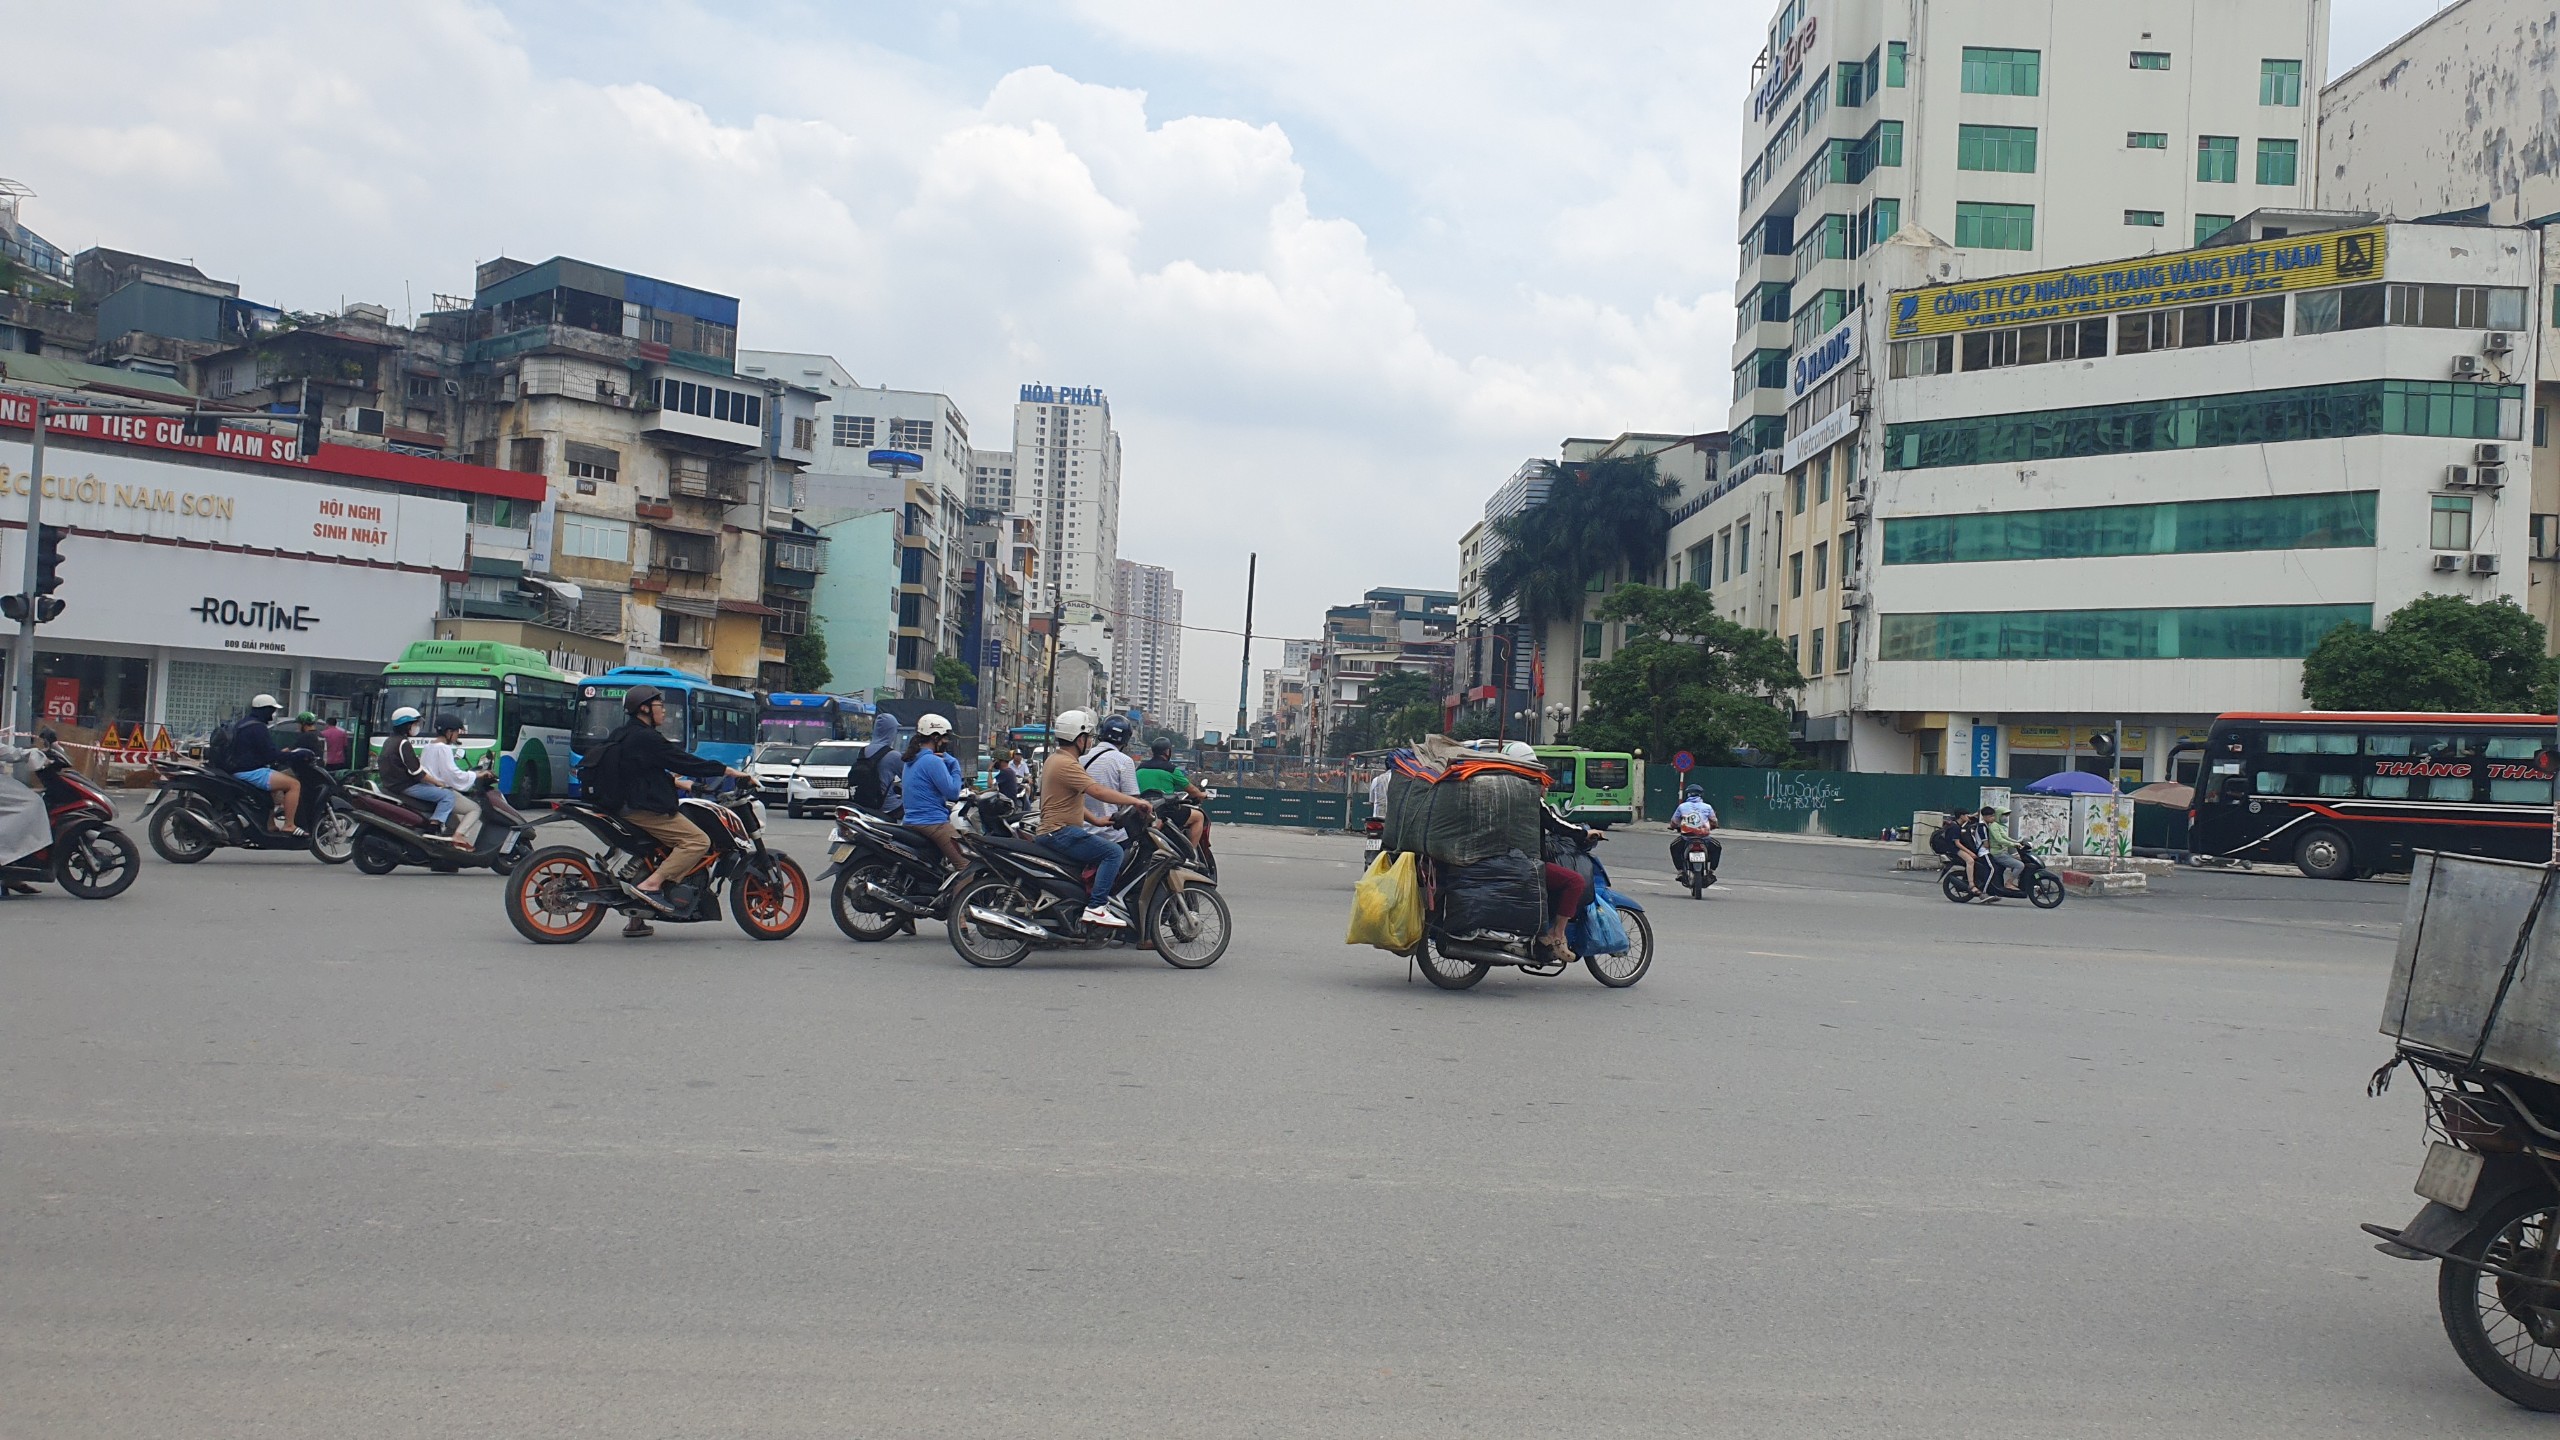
[0,594,22,623]
[296,406,324,458]
[2087,731,2116,759]
[33,524,65,594]
[181,412,222,438]
[33,596,61,623]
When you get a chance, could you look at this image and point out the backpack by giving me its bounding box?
[575,733,625,810]
[205,717,243,771]
[848,746,888,811]
[1928,819,1962,860]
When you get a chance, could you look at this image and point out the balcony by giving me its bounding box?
[642,401,761,450]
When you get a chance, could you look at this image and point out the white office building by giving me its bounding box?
[1851,216,2536,781]
[1112,558,1181,725]
[1724,0,2330,760]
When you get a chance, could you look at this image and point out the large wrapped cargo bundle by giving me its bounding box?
[1383,770,1436,857]
[2387,852,2560,1084]
[1438,849,1544,940]
[1422,770,1542,867]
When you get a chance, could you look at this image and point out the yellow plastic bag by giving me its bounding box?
[1346,850,1424,952]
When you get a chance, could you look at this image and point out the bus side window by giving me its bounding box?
[2492,776,2556,804]
[2252,770,2289,795]
[2366,775,2412,799]
[2428,774,2480,802]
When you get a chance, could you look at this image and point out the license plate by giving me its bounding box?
[828,843,853,863]
[2417,1141,2486,1209]
[1689,848,1707,861]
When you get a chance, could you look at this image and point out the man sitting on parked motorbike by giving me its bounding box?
[227,693,303,836]
[420,713,485,846]
[1978,804,2023,899]
[602,685,752,918]
[1668,785,1722,875]
[899,713,969,892]
[1037,709,1151,929]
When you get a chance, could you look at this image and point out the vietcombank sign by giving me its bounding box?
[1888,226,2385,339]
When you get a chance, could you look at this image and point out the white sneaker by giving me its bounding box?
[1081,905,1129,928]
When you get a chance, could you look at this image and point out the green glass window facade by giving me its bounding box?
[1733,414,1786,461]
[1887,41,1906,87]
[1733,347,1787,398]
[1877,604,2370,662]
[1794,213,1849,267]
[1961,47,2040,96]
[1849,121,1903,181]
[1882,491,2378,566]
[2125,210,2165,227]
[1885,381,2523,472]
[1957,124,2038,173]
[2131,51,2172,70]
[2198,135,2238,183]
[1954,201,2035,250]
[1838,58,1869,108]
[2128,131,2168,149]
[1859,197,1902,252]
[1792,288,1850,350]
[2256,138,2299,186]
[2260,59,2303,106]
[2195,213,2235,244]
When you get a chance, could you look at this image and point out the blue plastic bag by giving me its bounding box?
[1569,895,1630,957]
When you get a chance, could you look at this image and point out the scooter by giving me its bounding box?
[145,749,356,865]
[0,734,141,900]
[1938,843,2066,908]
[1675,824,1720,898]
[1362,814,1385,870]
[821,791,1011,941]
[943,802,1231,969]
[344,768,541,875]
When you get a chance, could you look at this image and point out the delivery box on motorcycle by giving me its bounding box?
[2387,851,2560,1085]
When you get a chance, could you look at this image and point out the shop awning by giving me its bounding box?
[520,577,584,603]
[645,517,721,538]
[656,594,719,619]
[716,599,779,618]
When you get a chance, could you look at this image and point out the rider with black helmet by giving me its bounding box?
[1082,714,1141,829]
[418,712,485,844]
[600,684,751,923]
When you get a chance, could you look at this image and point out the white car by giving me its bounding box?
[786,740,868,818]
[749,743,809,805]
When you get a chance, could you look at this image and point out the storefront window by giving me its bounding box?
[164,660,291,743]
[34,652,151,735]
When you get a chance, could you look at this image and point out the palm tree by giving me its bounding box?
[1482,454,1676,735]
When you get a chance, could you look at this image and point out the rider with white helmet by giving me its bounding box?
[1035,709,1151,927]
[376,706,456,833]
[900,712,969,883]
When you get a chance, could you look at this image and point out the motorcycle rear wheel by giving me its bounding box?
[1585,909,1652,988]
[310,801,357,864]
[948,878,1036,968]
[353,831,405,876]
[56,821,140,899]
[2439,1183,2560,1412]
[1939,868,1975,904]
[731,855,812,940]
[1152,883,1230,969]
[148,800,217,865]
[2029,873,2067,909]
[1416,940,1488,991]
[830,861,908,942]
[505,845,609,944]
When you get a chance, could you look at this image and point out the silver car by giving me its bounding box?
[749,743,810,806]
[787,741,867,819]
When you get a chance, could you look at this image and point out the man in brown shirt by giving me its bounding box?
[1034,710,1150,927]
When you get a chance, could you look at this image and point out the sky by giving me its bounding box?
[2,0,2454,721]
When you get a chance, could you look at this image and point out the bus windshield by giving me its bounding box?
[380,677,499,739]
[578,689,680,746]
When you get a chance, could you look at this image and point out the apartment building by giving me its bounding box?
[1009,384,1122,664]
[1112,559,1182,724]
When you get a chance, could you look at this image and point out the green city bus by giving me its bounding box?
[372,641,580,799]
[1534,745,1638,827]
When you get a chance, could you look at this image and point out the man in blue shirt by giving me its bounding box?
[226,693,303,836]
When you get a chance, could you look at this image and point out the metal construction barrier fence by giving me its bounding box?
[1641,765,2021,838]
[1202,786,1358,830]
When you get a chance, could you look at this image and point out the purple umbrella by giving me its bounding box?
[2022,770,2118,796]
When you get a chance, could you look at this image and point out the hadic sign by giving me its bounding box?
[0,439,467,570]
[1889,227,2388,339]
[1789,311,1861,401]
[1018,384,1107,407]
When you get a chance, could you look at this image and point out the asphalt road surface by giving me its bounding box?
[2,816,2538,1437]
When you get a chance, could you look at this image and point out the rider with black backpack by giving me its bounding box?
[849,715,904,819]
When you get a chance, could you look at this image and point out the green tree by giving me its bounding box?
[784,621,832,692]
[1566,583,1804,764]
[1325,669,1438,755]
[2301,594,2558,712]
[1482,454,1677,716]
[931,653,976,704]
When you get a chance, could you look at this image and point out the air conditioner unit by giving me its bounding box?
[2454,355,2485,378]
[2433,553,2464,572]
[2471,553,2502,575]
[2446,464,2476,488]
[2477,442,2509,465]
[2476,464,2508,489]
[346,406,385,435]
[2487,331,2517,355]
[661,554,698,572]
[1841,587,1870,609]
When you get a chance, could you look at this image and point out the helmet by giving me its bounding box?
[296,711,318,724]
[622,684,663,715]
[1098,715,1135,746]
[433,713,465,734]
[1053,709,1098,744]
[389,706,422,728]
[249,693,282,713]
[1685,785,1703,799]
[914,713,953,738]
[1502,741,1538,764]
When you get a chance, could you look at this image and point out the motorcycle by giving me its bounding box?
[1409,830,1653,991]
[1938,843,2066,908]
[943,804,1231,969]
[344,768,542,876]
[501,778,811,944]
[2362,1047,2560,1411]
[821,791,1012,941]
[1,737,141,900]
[1675,824,1720,899]
[145,749,356,865]
[1362,814,1384,870]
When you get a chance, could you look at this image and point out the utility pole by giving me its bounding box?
[1234,552,1255,785]
[1040,587,1064,744]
